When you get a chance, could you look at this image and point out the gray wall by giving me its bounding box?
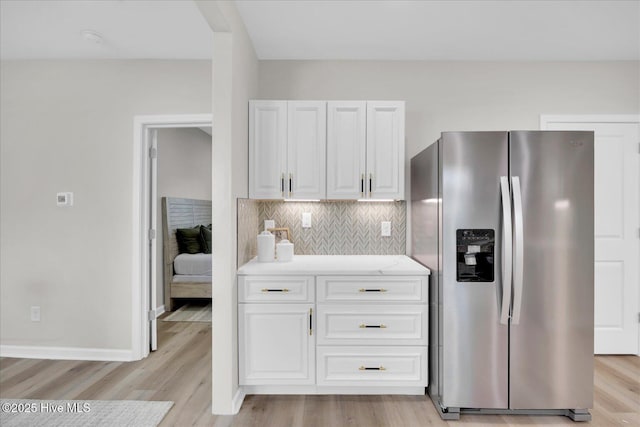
[156,127,212,310]
[0,60,211,352]
[259,61,639,159]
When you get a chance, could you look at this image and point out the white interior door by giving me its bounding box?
[542,116,640,354]
[149,130,158,352]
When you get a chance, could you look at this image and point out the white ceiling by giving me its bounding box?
[236,0,640,61]
[0,0,213,59]
[1,1,638,61]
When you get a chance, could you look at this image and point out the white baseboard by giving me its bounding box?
[231,388,246,414]
[0,345,135,362]
[155,305,165,318]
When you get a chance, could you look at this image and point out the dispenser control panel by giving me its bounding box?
[456,229,495,282]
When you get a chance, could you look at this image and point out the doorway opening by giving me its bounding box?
[132,114,213,359]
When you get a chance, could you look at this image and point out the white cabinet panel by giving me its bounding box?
[239,303,315,385]
[239,275,314,303]
[317,276,426,303]
[327,102,367,199]
[327,101,405,200]
[366,101,405,200]
[317,346,427,387]
[317,304,428,345]
[249,100,287,199]
[287,101,327,199]
[249,100,326,200]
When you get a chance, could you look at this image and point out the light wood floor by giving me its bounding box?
[1,320,638,426]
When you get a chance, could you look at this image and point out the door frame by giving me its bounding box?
[132,113,213,360]
[540,114,640,356]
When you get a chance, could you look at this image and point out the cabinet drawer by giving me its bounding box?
[317,304,427,345]
[239,276,314,302]
[317,276,427,303]
[317,346,427,387]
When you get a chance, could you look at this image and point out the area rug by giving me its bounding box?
[162,303,212,322]
[0,399,173,427]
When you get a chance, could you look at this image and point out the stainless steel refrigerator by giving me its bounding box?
[411,131,594,421]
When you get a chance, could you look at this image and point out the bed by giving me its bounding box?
[162,197,212,311]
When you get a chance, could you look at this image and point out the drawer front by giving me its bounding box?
[239,276,314,302]
[317,346,427,387]
[317,276,427,303]
[317,304,428,345]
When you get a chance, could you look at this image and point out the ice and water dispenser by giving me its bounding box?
[456,229,495,282]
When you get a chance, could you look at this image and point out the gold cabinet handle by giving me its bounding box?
[359,366,386,371]
[359,323,387,329]
[358,288,387,293]
[261,288,290,292]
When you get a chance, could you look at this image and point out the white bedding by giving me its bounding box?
[173,253,212,276]
[172,274,212,283]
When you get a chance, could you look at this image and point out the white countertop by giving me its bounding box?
[237,255,430,276]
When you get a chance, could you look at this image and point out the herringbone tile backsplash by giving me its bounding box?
[237,200,406,256]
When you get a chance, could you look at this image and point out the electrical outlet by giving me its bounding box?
[381,221,391,237]
[302,212,312,228]
[264,220,275,231]
[31,306,41,322]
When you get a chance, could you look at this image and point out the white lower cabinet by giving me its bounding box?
[238,273,428,393]
[238,303,315,385]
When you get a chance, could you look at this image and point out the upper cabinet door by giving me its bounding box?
[287,101,327,199]
[249,100,287,199]
[326,102,367,199]
[366,101,405,200]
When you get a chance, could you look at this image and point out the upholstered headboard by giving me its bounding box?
[162,197,212,307]
[162,197,212,260]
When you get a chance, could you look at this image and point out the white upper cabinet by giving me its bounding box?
[366,101,405,200]
[326,102,367,199]
[288,101,327,199]
[249,100,287,199]
[249,100,326,199]
[327,101,405,200]
[250,100,404,200]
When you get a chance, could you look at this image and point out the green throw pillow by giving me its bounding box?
[199,225,212,254]
[176,226,202,254]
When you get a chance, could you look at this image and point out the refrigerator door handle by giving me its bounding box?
[499,176,512,325]
[511,176,524,325]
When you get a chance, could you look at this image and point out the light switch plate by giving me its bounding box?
[264,220,275,231]
[381,221,391,237]
[31,306,41,322]
[302,212,312,228]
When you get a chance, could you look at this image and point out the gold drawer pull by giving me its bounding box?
[359,324,387,329]
[359,366,386,371]
[261,288,290,293]
[358,288,387,293]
